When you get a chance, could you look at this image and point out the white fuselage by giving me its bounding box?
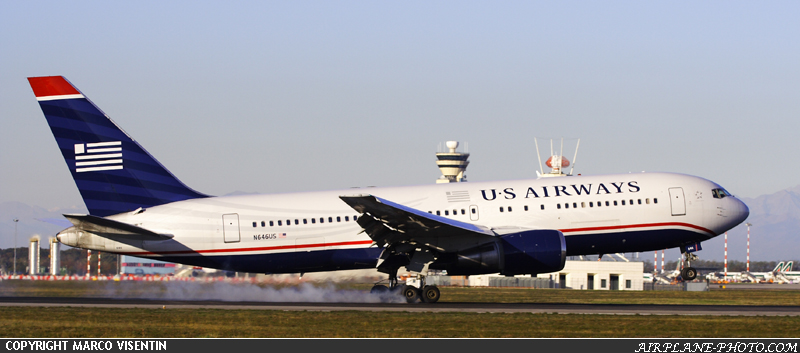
[57,172,749,274]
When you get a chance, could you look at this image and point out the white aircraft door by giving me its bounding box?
[222,213,241,243]
[668,188,686,216]
[469,205,479,221]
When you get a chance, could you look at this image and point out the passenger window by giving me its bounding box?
[508,206,513,212]
[270,221,274,227]
[345,216,349,222]
[573,203,577,208]
[436,211,441,216]
[320,218,325,223]
[524,205,529,211]
[278,220,282,226]
[303,219,307,224]
[328,217,333,222]
[564,203,569,209]
[540,205,545,210]
[638,199,642,205]
[261,221,266,227]
[294,219,299,225]
[621,200,626,206]
[646,198,650,204]
[589,202,594,207]
[337,216,341,222]
[581,202,585,208]
[445,210,449,216]
[557,204,562,209]
[500,207,504,212]
[605,201,610,206]
[614,201,618,206]
[472,208,477,214]
[311,218,316,224]
[252,222,257,228]
[654,198,658,204]
[461,209,466,215]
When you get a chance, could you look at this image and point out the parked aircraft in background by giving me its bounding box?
[774,261,800,284]
[28,76,749,302]
[741,262,785,283]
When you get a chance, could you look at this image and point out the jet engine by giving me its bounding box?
[435,229,566,276]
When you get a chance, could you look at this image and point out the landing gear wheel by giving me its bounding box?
[421,285,440,303]
[681,267,698,281]
[370,284,389,294]
[403,286,420,303]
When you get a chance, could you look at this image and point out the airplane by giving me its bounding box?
[741,262,787,283]
[27,75,750,303]
[772,261,800,284]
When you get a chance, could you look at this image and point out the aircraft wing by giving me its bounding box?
[63,214,173,240]
[341,194,494,246]
[340,194,499,273]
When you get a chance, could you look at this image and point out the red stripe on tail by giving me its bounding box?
[28,76,80,97]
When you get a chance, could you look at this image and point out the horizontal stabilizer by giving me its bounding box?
[63,214,173,240]
[35,217,75,228]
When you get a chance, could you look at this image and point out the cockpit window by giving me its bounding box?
[712,188,732,199]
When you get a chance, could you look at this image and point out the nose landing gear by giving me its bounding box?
[680,248,699,281]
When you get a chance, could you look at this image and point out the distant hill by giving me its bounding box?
[734,187,800,263]
[0,202,86,249]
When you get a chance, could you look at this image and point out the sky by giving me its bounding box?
[2,1,799,211]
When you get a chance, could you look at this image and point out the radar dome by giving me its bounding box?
[546,156,570,168]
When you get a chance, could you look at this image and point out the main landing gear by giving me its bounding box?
[370,273,441,303]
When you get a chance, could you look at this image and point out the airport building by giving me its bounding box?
[536,261,644,290]
[120,255,177,276]
[460,261,644,290]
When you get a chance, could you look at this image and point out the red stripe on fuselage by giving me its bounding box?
[28,76,80,97]
[560,222,714,236]
[118,240,374,256]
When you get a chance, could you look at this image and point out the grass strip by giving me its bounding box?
[0,306,797,338]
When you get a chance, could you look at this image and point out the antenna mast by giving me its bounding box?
[535,137,580,178]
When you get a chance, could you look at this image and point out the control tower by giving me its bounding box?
[436,141,469,183]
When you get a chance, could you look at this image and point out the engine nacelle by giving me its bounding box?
[437,229,566,276]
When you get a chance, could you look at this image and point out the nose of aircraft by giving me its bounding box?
[731,198,750,227]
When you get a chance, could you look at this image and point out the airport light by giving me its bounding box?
[13,218,18,275]
[87,250,91,278]
[654,251,657,273]
[745,223,752,272]
[724,232,728,278]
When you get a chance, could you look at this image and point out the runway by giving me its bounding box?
[1,296,798,316]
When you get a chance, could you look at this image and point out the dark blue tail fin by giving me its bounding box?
[28,76,208,216]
